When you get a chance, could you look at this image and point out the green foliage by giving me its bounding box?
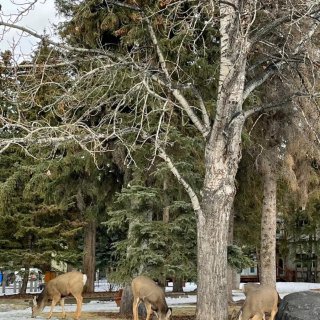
[227,245,254,272]
[234,152,263,250]
[278,199,320,262]
[106,180,197,284]
[0,152,82,270]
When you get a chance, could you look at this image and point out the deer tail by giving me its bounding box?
[83,274,88,286]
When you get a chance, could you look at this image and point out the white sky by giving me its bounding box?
[0,0,62,60]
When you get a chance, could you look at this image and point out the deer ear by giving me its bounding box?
[166,308,172,318]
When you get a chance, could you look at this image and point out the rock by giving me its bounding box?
[276,290,320,320]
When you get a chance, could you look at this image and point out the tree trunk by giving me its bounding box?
[196,1,248,318]
[20,266,30,294]
[173,277,184,292]
[227,208,235,302]
[163,178,170,223]
[83,219,97,293]
[196,190,236,320]
[119,285,134,316]
[120,285,147,318]
[260,157,277,286]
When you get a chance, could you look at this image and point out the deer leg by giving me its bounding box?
[132,297,140,320]
[60,298,66,319]
[74,295,83,320]
[270,307,278,320]
[47,296,60,319]
[145,302,153,320]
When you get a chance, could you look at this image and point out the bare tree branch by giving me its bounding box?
[145,14,210,138]
[0,21,114,56]
[250,5,320,44]
[157,145,202,215]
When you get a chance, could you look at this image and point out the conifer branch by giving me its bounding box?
[104,0,141,12]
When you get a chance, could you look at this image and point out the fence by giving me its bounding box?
[1,280,42,294]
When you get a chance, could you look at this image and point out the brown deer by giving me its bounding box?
[243,283,261,296]
[132,275,172,320]
[31,271,87,319]
[238,285,278,320]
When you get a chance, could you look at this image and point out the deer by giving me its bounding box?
[132,275,172,320]
[31,271,87,319]
[243,283,261,296]
[238,284,278,320]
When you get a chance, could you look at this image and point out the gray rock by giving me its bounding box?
[276,290,320,320]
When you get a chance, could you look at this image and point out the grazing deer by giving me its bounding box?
[31,271,87,319]
[243,283,261,296]
[132,275,172,320]
[238,285,278,320]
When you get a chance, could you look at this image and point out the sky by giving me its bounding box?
[0,0,62,60]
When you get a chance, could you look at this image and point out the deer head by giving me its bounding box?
[31,294,46,318]
[132,275,172,320]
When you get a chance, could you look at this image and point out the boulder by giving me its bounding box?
[276,290,320,320]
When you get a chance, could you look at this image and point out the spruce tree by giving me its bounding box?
[1,2,319,319]
[0,151,82,293]
[39,148,122,292]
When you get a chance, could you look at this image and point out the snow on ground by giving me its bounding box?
[0,281,320,319]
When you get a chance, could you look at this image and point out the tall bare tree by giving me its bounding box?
[1,1,320,319]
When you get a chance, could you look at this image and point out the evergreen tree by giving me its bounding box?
[1,1,319,319]
[0,151,81,293]
[54,0,208,288]
[38,148,122,292]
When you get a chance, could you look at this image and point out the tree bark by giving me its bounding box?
[20,266,30,294]
[227,208,235,303]
[173,277,184,292]
[195,1,247,319]
[119,285,134,316]
[120,285,147,318]
[83,219,97,293]
[163,178,170,223]
[260,157,277,287]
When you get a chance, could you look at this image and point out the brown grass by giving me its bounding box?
[75,304,242,320]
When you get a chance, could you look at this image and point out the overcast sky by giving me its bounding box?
[1,0,62,59]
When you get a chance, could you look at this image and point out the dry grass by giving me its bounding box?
[0,296,244,320]
[74,304,242,320]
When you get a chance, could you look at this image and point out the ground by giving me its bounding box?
[1,282,320,319]
[0,294,241,320]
